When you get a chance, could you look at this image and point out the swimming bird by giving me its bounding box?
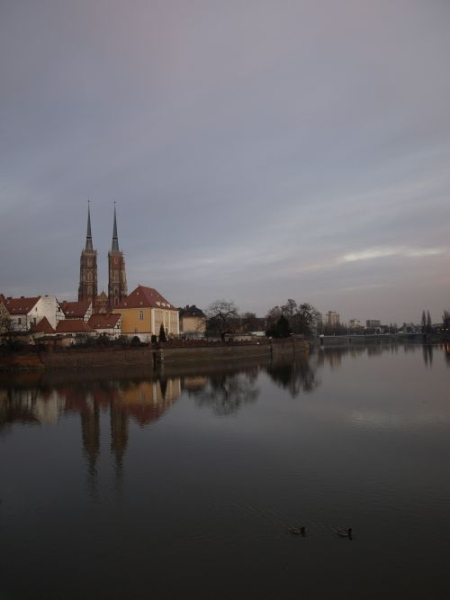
[333,527,352,539]
[288,526,306,536]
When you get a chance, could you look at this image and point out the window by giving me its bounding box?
[18,318,21,325]
[139,311,144,320]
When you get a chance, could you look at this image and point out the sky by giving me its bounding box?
[1,0,449,325]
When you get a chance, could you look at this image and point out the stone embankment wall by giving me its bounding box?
[0,338,309,372]
[0,346,153,371]
[149,338,308,367]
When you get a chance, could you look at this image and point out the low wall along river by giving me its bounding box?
[0,338,309,372]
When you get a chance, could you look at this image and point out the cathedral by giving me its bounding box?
[78,204,127,312]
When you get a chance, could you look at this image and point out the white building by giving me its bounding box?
[2,295,64,331]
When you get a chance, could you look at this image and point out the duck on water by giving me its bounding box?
[333,527,352,539]
[288,526,306,536]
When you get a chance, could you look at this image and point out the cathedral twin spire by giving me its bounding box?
[111,203,120,252]
[85,202,94,251]
[79,203,127,310]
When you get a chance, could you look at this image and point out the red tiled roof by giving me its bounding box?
[60,300,91,318]
[56,320,95,334]
[117,285,176,310]
[31,317,55,334]
[88,313,121,329]
[4,296,40,314]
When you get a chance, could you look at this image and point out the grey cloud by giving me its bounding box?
[1,0,449,324]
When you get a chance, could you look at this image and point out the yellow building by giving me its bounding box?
[179,305,206,338]
[114,285,179,342]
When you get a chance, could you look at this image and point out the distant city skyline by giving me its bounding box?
[1,0,449,324]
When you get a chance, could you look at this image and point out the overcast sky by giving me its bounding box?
[1,0,449,324]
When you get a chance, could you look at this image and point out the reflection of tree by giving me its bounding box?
[266,357,319,398]
[190,372,260,416]
[422,344,433,368]
[445,345,450,367]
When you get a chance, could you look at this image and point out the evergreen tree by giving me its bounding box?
[421,310,427,334]
[426,311,432,334]
[159,323,167,342]
[442,310,450,330]
[266,314,291,338]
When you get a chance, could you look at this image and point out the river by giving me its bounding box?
[1,343,449,599]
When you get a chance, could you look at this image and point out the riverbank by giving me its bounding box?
[316,333,450,347]
[0,337,309,372]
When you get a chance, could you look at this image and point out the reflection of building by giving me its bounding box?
[0,375,182,491]
[182,376,208,392]
[116,379,181,425]
[34,392,64,424]
[81,398,101,471]
[110,398,129,470]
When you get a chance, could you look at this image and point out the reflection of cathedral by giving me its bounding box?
[76,378,181,479]
[0,377,181,494]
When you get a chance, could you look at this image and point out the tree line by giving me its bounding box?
[204,299,450,340]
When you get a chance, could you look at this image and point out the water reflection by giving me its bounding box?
[1,343,450,600]
[445,344,450,366]
[266,356,319,397]
[315,342,450,369]
[186,367,260,416]
[2,343,447,437]
[0,374,181,430]
[422,344,434,368]
[0,374,180,490]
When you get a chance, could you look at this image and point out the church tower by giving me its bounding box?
[78,203,98,306]
[108,204,127,308]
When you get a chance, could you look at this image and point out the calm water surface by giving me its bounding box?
[1,343,450,599]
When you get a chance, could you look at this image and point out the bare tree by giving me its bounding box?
[0,314,18,348]
[241,312,259,333]
[266,300,320,337]
[205,300,239,340]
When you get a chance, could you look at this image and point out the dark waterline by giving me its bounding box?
[1,344,450,599]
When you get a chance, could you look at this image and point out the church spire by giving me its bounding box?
[79,200,98,306]
[108,202,127,308]
[111,202,119,252]
[86,200,93,251]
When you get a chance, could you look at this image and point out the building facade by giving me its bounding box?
[179,305,206,338]
[326,311,341,326]
[78,204,127,312]
[108,204,127,308]
[2,295,63,331]
[114,285,179,342]
[78,203,98,307]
